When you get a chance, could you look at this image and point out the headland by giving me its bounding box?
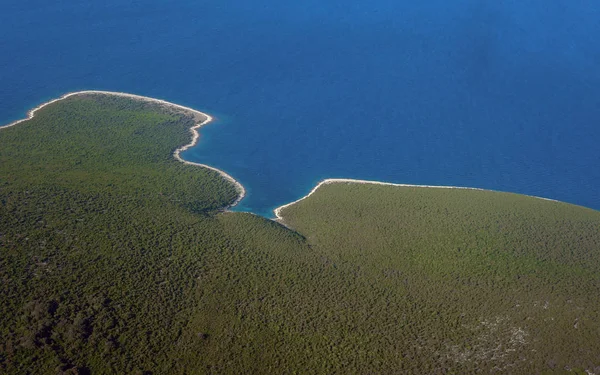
[1,90,246,209]
[273,178,560,223]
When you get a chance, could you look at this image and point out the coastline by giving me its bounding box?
[2,91,568,222]
[0,90,246,209]
[273,178,560,223]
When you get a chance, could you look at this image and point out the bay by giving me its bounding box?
[1,0,599,216]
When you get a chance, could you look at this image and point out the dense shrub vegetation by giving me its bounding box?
[1,93,599,374]
[280,183,600,373]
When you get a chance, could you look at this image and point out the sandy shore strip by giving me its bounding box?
[273,178,559,222]
[1,90,246,208]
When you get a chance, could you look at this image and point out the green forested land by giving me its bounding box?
[1,94,599,374]
[279,183,600,373]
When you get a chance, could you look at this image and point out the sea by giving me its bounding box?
[1,0,599,217]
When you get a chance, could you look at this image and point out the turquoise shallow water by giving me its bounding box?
[2,0,600,217]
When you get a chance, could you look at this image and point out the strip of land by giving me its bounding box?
[2,90,246,208]
[274,178,559,222]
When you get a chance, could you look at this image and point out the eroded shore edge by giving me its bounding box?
[1,90,246,208]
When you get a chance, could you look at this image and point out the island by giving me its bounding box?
[1,92,599,374]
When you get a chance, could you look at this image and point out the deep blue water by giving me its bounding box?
[2,0,599,217]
